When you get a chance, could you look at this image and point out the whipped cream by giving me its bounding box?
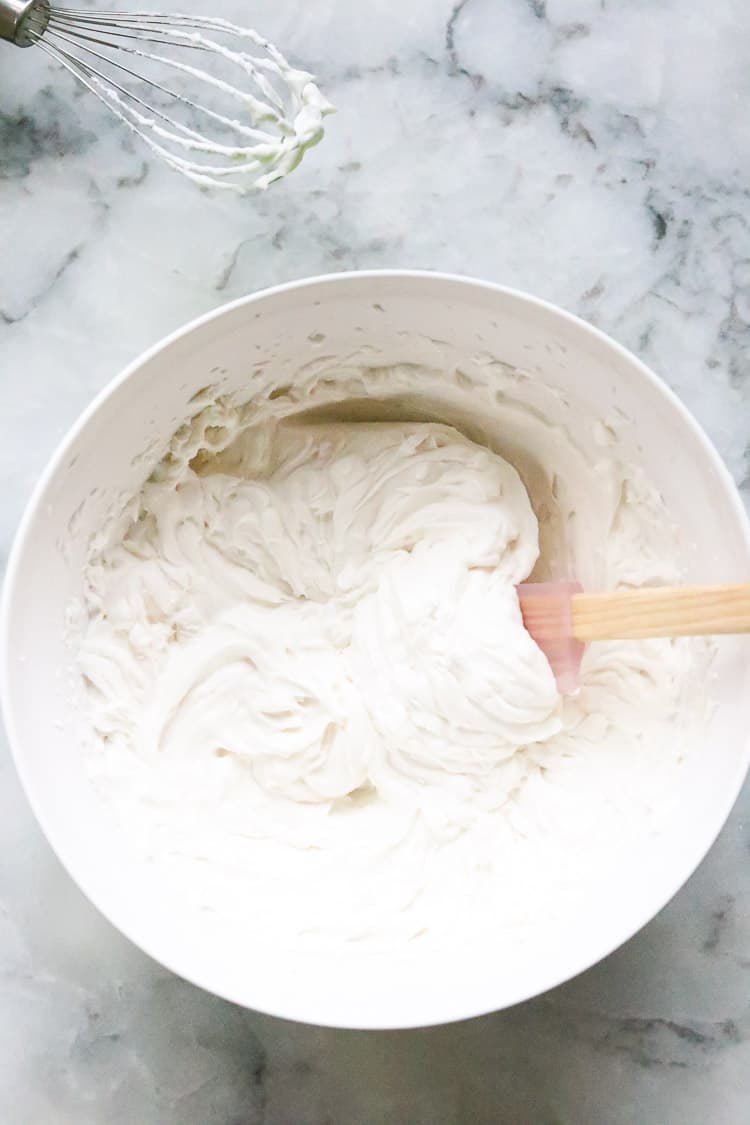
[76,364,709,950]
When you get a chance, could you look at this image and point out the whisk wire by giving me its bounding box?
[36,32,209,142]
[45,9,215,51]
[46,11,297,117]
[50,23,211,52]
[37,35,278,183]
[42,30,286,156]
[11,5,333,191]
[42,27,205,112]
[47,14,292,123]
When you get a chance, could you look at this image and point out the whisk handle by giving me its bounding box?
[0,0,48,46]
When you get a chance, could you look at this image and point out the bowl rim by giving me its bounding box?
[3,268,750,1029]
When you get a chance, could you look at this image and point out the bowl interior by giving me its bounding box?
[4,272,750,1028]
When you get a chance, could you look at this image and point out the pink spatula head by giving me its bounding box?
[517,581,585,694]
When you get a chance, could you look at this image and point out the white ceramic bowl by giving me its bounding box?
[3,272,750,1029]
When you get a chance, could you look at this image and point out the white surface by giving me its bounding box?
[1,0,750,1117]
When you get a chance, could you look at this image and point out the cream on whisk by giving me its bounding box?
[5,7,333,192]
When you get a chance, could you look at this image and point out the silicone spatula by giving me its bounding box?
[517,581,750,694]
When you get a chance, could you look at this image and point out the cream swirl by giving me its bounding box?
[82,422,560,814]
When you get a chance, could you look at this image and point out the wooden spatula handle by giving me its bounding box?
[571,583,750,641]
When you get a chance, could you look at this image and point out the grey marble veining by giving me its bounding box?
[1,0,750,1121]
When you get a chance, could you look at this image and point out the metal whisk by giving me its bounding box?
[0,0,333,191]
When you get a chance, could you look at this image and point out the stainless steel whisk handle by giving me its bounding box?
[0,0,49,45]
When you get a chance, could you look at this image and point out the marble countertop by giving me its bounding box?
[2,0,750,1120]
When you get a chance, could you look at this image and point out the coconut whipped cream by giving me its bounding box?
[76,364,709,950]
